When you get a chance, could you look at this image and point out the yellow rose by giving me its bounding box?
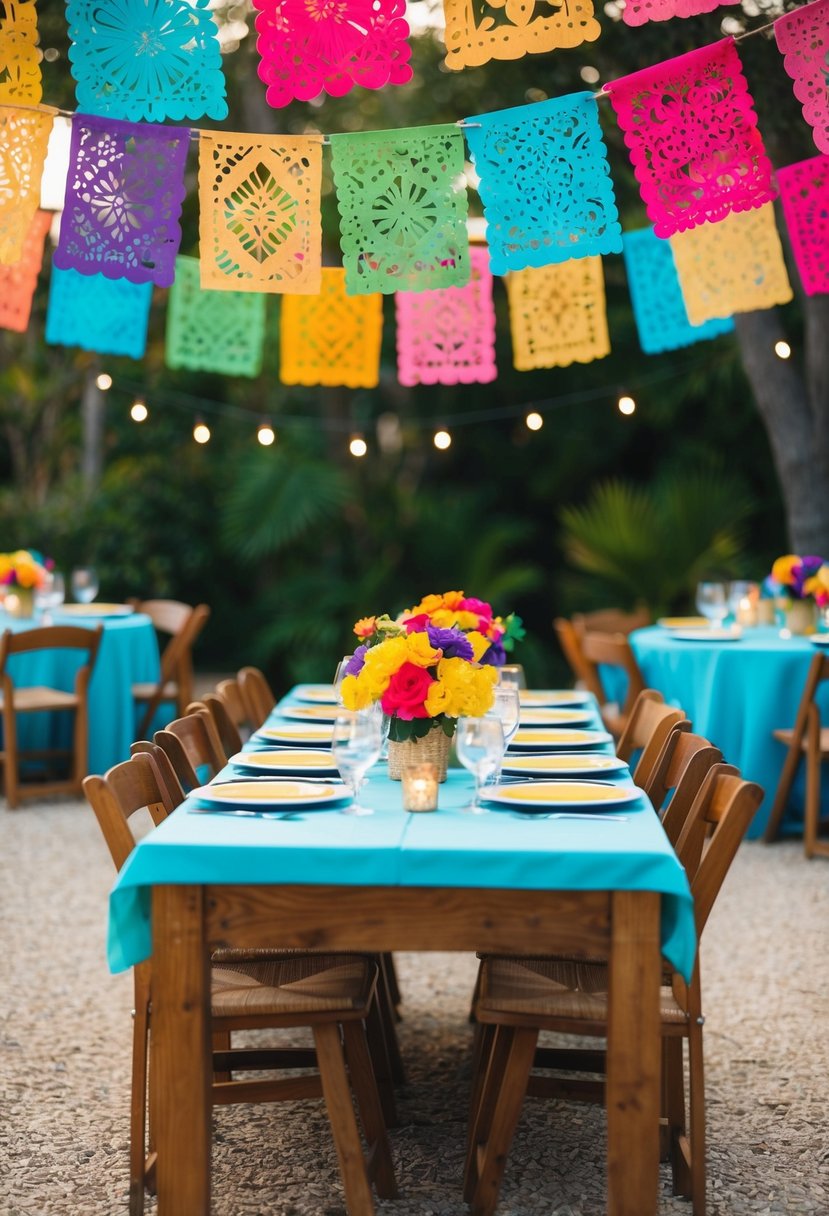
[466,631,491,662]
[453,610,480,632]
[408,593,443,617]
[363,636,408,681]
[772,555,800,587]
[341,674,373,710]
[817,565,829,592]
[405,632,442,668]
[424,680,452,716]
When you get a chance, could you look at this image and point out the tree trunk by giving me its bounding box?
[734,300,829,555]
[81,366,105,492]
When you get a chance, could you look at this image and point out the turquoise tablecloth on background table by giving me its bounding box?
[107,689,696,982]
[631,626,827,838]
[0,609,164,775]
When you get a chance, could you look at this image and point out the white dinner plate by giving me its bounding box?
[229,749,338,776]
[252,724,335,746]
[669,627,742,642]
[192,779,347,810]
[501,753,628,778]
[57,603,134,617]
[293,684,339,704]
[810,635,829,647]
[657,616,709,630]
[518,690,592,708]
[508,727,613,751]
[518,708,594,727]
[482,780,640,811]
[278,705,343,723]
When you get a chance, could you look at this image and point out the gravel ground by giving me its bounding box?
[1,799,827,1216]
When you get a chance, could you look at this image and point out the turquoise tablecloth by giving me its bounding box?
[0,609,164,775]
[107,690,696,982]
[631,626,827,838]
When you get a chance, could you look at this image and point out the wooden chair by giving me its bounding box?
[130,600,210,738]
[83,752,397,1216]
[553,618,603,697]
[572,607,651,635]
[214,676,255,739]
[580,630,647,738]
[464,766,763,1216]
[238,665,277,730]
[642,725,723,848]
[765,652,829,857]
[152,712,226,792]
[186,695,243,758]
[0,624,103,808]
[616,688,687,792]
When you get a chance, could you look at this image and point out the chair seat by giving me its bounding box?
[477,957,688,1026]
[773,727,829,754]
[211,953,375,1018]
[0,686,79,712]
[132,681,178,703]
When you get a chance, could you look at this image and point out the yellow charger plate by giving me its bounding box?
[58,603,133,617]
[485,781,639,810]
[252,724,335,746]
[229,749,337,775]
[657,616,710,629]
[502,753,627,777]
[192,780,344,809]
[518,690,591,708]
[518,708,594,727]
[508,727,612,750]
[280,705,343,723]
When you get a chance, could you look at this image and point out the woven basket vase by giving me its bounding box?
[387,727,452,782]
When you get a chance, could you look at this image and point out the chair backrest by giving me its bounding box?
[784,651,829,748]
[553,618,603,698]
[153,712,225,792]
[132,598,210,706]
[83,750,176,872]
[0,624,104,694]
[129,739,187,809]
[187,695,243,758]
[616,690,687,789]
[238,666,276,730]
[572,607,651,636]
[675,764,764,937]
[580,631,646,718]
[215,677,252,734]
[643,726,723,848]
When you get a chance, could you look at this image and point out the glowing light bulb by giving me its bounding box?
[96,372,112,391]
[193,421,211,444]
[525,411,543,431]
[257,422,276,446]
[775,340,792,360]
[130,399,148,423]
[618,395,636,416]
[349,435,367,458]
[434,429,452,450]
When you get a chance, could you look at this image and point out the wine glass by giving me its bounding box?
[35,571,65,625]
[455,715,505,813]
[695,582,727,629]
[331,710,382,816]
[490,686,520,782]
[497,664,526,690]
[71,567,99,605]
[333,654,354,704]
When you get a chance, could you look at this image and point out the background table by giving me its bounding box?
[0,609,164,775]
[631,626,828,837]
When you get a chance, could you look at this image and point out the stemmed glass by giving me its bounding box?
[695,582,727,629]
[497,665,526,690]
[455,715,506,814]
[333,654,354,705]
[35,571,65,625]
[331,710,382,816]
[490,686,520,783]
[71,566,99,605]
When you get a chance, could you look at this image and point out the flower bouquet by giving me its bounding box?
[0,550,52,618]
[341,591,524,781]
[766,554,829,634]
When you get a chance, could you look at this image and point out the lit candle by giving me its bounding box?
[402,763,439,812]
[736,596,758,627]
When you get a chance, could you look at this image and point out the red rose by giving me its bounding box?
[405,613,430,634]
[381,661,434,720]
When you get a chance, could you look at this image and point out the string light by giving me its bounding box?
[193,419,211,444]
[525,411,543,431]
[618,394,636,416]
[774,340,792,359]
[130,398,148,422]
[434,428,452,450]
[257,420,276,446]
[95,372,112,391]
[349,434,367,458]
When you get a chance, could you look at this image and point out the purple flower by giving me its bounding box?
[480,639,506,667]
[344,645,367,677]
[426,625,474,661]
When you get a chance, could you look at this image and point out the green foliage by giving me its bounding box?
[560,469,753,617]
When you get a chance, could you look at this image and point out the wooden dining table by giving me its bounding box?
[106,688,696,1216]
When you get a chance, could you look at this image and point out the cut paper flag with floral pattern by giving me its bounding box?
[198,132,323,294]
[506,256,610,371]
[0,105,54,264]
[330,125,469,295]
[443,0,600,71]
[253,0,412,108]
[0,0,41,103]
[280,267,382,388]
[166,255,266,377]
[66,0,227,123]
[0,209,50,332]
[622,227,733,354]
[776,0,829,156]
[54,113,188,288]
[395,245,496,386]
[607,39,775,238]
[623,0,739,28]
[669,203,793,325]
[465,93,622,275]
[777,155,829,297]
[45,266,153,358]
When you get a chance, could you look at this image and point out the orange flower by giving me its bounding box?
[353,616,377,638]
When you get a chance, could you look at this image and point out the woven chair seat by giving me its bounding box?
[132,680,178,703]
[210,953,375,1018]
[478,957,688,1026]
[0,686,79,712]
[773,726,829,755]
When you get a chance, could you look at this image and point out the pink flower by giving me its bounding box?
[380,661,434,719]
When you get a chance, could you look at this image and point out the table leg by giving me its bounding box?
[606,890,661,1216]
[151,885,212,1214]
